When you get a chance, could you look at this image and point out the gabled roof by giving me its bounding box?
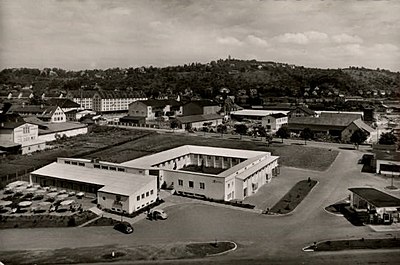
[137,99,180,108]
[349,187,400,208]
[351,119,374,133]
[23,116,49,128]
[268,113,287,119]
[176,113,222,124]
[9,105,59,118]
[289,113,361,128]
[0,121,26,129]
[46,98,80,108]
[290,105,316,115]
[184,100,219,107]
[94,91,146,99]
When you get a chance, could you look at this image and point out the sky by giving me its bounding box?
[0,0,399,71]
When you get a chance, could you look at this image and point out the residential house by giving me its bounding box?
[182,100,221,116]
[128,99,182,121]
[8,105,66,123]
[261,113,288,131]
[287,105,317,118]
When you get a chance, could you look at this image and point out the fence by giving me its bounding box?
[0,167,35,189]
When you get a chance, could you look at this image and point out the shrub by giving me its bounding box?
[67,217,76,227]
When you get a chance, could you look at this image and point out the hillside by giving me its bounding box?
[0,59,399,100]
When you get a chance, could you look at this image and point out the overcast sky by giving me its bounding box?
[0,0,399,71]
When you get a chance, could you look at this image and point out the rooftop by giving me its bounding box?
[231,109,290,117]
[176,113,222,123]
[289,113,362,127]
[31,160,155,196]
[268,113,287,119]
[39,122,87,135]
[349,187,400,208]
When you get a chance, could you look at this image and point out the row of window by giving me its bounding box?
[136,189,154,201]
[64,160,127,172]
[178,179,205,189]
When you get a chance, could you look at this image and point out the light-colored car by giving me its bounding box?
[148,209,168,220]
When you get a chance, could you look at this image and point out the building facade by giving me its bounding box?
[261,113,288,131]
[92,91,147,112]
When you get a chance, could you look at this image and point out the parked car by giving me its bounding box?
[148,209,168,220]
[114,221,133,234]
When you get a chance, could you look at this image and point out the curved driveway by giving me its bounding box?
[1,148,400,264]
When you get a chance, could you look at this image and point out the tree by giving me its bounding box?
[234,124,248,139]
[350,129,368,149]
[276,127,290,143]
[300,128,314,145]
[217,124,227,136]
[170,119,180,130]
[379,132,397,145]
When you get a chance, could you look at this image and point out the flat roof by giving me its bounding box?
[349,187,400,208]
[39,122,87,135]
[231,109,289,117]
[121,145,269,168]
[31,162,155,196]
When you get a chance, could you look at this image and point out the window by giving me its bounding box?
[200,182,205,189]
[101,165,108,170]
[78,163,85,167]
[117,168,125,172]
[228,183,230,188]
[102,197,106,200]
[178,179,183,186]
[94,164,100,169]
[65,161,71,164]
[71,162,78,165]
[146,191,149,197]
[109,167,116,171]
[141,194,145,199]
[189,181,194,188]
[150,190,154,195]
[137,196,140,201]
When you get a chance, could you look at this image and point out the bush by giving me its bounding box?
[67,217,76,227]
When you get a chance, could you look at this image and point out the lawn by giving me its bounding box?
[0,126,154,187]
[269,179,318,214]
[314,238,400,251]
[0,241,236,264]
[87,133,339,171]
[180,165,226,175]
[0,211,98,229]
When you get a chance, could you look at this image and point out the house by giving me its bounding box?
[261,113,288,131]
[8,105,66,123]
[30,158,158,214]
[182,100,221,116]
[349,187,400,224]
[175,114,223,130]
[92,91,147,112]
[41,92,65,100]
[5,91,34,100]
[341,119,375,143]
[0,114,46,154]
[288,112,364,138]
[128,99,182,121]
[45,98,80,113]
[287,105,316,118]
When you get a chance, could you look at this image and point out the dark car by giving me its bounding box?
[114,221,133,234]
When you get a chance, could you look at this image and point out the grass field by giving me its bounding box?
[269,179,318,214]
[87,133,339,171]
[0,241,236,264]
[315,238,400,251]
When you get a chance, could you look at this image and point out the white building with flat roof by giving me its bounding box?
[122,145,279,201]
[30,158,157,214]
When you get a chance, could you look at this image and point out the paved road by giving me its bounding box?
[1,148,400,264]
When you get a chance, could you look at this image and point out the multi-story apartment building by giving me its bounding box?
[92,91,147,112]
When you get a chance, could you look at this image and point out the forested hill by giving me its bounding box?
[0,59,399,99]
